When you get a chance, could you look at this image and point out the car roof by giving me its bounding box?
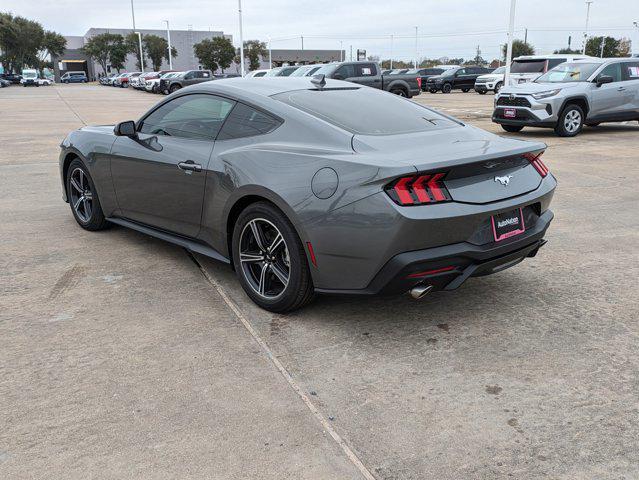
[186,77,357,98]
[513,54,593,60]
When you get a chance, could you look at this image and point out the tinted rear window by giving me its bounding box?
[273,88,458,135]
[511,60,546,73]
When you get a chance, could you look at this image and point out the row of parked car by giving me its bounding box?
[99,70,240,94]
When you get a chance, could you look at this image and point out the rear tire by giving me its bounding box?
[391,87,408,97]
[555,104,584,137]
[169,84,181,93]
[501,125,524,133]
[442,83,452,94]
[494,82,503,93]
[232,202,314,313]
[66,159,109,231]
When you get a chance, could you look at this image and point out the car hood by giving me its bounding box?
[499,81,581,95]
[476,73,503,81]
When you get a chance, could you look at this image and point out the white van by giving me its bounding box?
[20,69,39,87]
[508,54,593,85]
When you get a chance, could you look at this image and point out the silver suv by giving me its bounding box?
[493,58,639,137]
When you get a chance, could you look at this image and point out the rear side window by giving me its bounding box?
[356,63,376,76]
[273,87,459,135]
[511,60,546,73]
[623,62,639,80]
[218,103,282,140]
[547,58,567,70]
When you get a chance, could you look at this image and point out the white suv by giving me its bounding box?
[474,66,506,94]
[493,58,639,136]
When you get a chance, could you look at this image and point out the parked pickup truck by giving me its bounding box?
[314,61,421,98]
[161,69,213,94]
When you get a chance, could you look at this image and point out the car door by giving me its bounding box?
[453,68,467,88]
[353,63,381,88]
[332,64,356,83]
[109,93,236,237]
[620,61,639,118]
[590,62,627,119]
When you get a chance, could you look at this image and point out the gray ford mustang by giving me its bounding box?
[59,77,556,312]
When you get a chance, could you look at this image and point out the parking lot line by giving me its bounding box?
[188,251,377,480]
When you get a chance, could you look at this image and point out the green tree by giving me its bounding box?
[194,36,235,73]
[0,12,45,72]
[243,40,267,71]
[37,31,66,74]
[110,41,129,73]
[585,36,632,57]
[553,48,581,54]
[143,34,177,71]
[502,39,534,60]
[82,33,126,74]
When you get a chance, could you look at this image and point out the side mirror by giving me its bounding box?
[114,120,137,137]
[333,74,344,80]
[596,75,613,87]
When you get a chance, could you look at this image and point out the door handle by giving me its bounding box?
[178,161,202,173]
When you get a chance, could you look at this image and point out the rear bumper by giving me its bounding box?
[315,209,553,296]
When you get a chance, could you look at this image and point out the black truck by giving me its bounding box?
[161,70,213,95]
[315,61,421,98]
[424,66,493,93]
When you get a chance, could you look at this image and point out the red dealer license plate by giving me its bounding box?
[504,108,516,118]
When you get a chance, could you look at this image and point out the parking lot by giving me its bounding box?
[1,84,638,479]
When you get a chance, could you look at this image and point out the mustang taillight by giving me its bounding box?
[525,151,549,178]
[385,172,451,206]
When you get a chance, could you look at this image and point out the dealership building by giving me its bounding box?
[52,27,231,81]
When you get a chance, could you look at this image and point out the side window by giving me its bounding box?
[334,64,356,79]
[456,69,466,76]
[623,62,639,81]
[139,94,235,140]
[217,103,282,140]
[466,67,478,75]
[201,71,211,78]
[598,63,623,82]
[547,58,566,70]
[356,63,376,76]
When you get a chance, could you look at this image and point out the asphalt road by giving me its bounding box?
[1,84,638,479]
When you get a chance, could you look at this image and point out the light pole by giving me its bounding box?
[135,32,145,71]
[130,0,144,71]
[163,20,172,70]
[633,21,639,56]
[582,0,593,55]
[301,35,304,51]
[390,34,394,69]
[268,37,272,69]
[414,26,418,69]
[238,0,245,76]
[339,41,343,61]
[504,0,517,87]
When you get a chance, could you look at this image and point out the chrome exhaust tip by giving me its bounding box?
[409,284,433,300]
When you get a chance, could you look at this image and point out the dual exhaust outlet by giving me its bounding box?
[409,284,433,300]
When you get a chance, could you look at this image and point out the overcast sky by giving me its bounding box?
[3,0,638,61]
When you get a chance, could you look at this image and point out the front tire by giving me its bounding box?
[232,202,314,313]
[391,87,407,97]
[501,124,524,133]
[555,104,584,137]
[66,159,108,231]
[442,83,452,94]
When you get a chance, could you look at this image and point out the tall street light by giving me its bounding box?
[504,0,517,87]
[164,20,172,70]
[135,32,145,71]
[130,0,144,71]
[582,0,593,55]
[238,0,245,76]
[414,27,418,69]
